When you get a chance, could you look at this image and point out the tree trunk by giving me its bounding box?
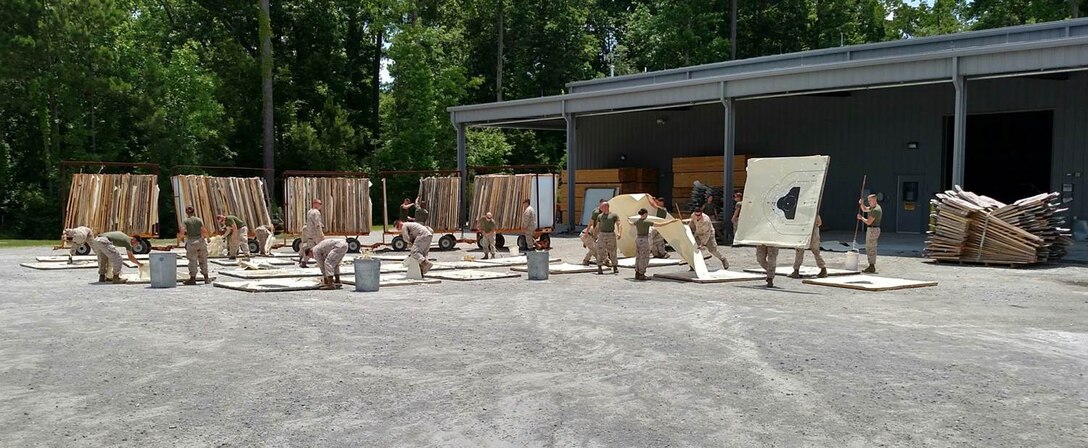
[259,0,275,190]
[496,0,504,102]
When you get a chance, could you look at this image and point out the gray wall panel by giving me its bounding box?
[575,71,1088,232]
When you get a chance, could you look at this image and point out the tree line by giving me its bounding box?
[0,0,1083,237]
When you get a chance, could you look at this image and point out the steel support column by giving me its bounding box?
[456,122,468,229]
[952,58,967,188]
[722,97,736,223]
[564,113,577,230]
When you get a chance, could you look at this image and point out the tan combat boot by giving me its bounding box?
[111,274,128,284]
[183,277,197,285]
[817,268,828,278]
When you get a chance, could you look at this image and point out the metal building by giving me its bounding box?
[449,19,1088,233]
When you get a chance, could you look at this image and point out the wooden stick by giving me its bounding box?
[851,174,868,251]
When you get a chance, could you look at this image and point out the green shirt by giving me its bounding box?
[415,208,429,224]
[590,207,602,226]
[704,200,718,216]
[479,218,496,233]
[655,208,667,219]
[101,231,133,250]
[597,212,620,233]
[398,204,410,221]
[183,216,204,239]
[867,205,883,228]
[633,218,653,236]
[225,215,245,229]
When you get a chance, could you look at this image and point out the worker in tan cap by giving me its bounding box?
[629,208,657,281]
[308,238,348,289]
[521,199,536,251]
[299,199,325,267]
[64,226,142,284]
[396,220,434,275]
[477,212,498,259]
[689,207,728,270]
[790,214,827,279]
[216,214,251,259]
[179,206,210,285]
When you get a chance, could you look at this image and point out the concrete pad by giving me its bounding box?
[213,278,325,292]
[803,275,938,291]
[616,257,684,268]
[477,255,561,266]
[425,270,521,281]
[653,270,767,283]
[744,266,860,277]
[340,273,441,287]
[511,262,599,274]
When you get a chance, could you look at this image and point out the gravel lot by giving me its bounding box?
[1,235,1086,447]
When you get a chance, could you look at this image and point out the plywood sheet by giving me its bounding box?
[653,270,766,284]
[511,262,599,274]
[743,266,860,277]
[734,156,830,249]
[476,255,560,266]
[803,275,938,291]
[425,270,521,281]
[214,278,325,292]
[616,257,684,268]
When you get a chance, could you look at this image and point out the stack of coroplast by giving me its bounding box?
[925,187,1072,265]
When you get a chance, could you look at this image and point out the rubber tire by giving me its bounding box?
[391,236,407,252]
[346,237,361,253]
[517,235,528,251]
[438,234,457,251]
[75,243,92,256]
[292,238,302,253]
[247,239,260,255]
[495,234,506,248]
[132,238,152,255]
[475,233,483,249]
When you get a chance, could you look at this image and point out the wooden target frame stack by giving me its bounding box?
[417,176,461,232]
[63,173,160,236]
[470,174,551,231]
[284,175,372,236]
[171,175,273,238]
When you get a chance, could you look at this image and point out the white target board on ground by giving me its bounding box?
[734,155,830,249]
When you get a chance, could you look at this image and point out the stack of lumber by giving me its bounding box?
[672,155,747,213]
[285,176,372,235]
[64,173,160,236]
[171,175,273,236]
[925,187,1072,265]
[557,168,657,221]
[417,176,461,231]
[472,174,555,230]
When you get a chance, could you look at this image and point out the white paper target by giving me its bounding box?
[734,155,830,249]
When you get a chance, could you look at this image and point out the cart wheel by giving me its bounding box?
[476,233,483,249]
[292,238,302,253]
[539,233,551,249]
[517,235,528,251]
[391,236,407,252]
[75,243,92,256]
[130,237,152,255]
[346,237,361,253]
[438,234,457,251]
[495,234,506,248]
[247,239,260,255]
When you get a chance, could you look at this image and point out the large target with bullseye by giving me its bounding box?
[734,155,830,249]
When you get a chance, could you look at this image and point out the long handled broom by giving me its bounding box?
[847,175,868,271]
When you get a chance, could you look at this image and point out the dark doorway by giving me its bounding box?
[943,110,1053,203]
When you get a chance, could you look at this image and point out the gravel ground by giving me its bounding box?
[1,235,1086,447]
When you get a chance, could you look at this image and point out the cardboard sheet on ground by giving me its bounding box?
[616,257,684,268]
[510,262,599,274]
[734,156,830,249]
[477,255,560,266]
[214,278,325,292]
[654,270,766,284]
[341,273,442,287]
[803,275,938,291]
[218,267,324,279]
[22,261,101,270]
[744,266,860,277]
[424,270,521,281]
[210,258,295,267]
[111,274,217,285]
[37,254,154,262]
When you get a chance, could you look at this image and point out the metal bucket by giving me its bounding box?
[527,251,550,280]
[844,250,859,272]
[354,258,381,292]
[149,252,178,288]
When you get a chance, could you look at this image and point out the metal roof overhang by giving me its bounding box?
[449,35,1088,127]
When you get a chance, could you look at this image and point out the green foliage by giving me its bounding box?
[466,128,512,167]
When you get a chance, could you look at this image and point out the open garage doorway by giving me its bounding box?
[943,110,1053,203]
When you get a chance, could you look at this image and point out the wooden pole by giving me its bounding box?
[851,174,868,250]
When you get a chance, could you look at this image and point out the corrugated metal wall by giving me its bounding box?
[574,71,1088,232]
